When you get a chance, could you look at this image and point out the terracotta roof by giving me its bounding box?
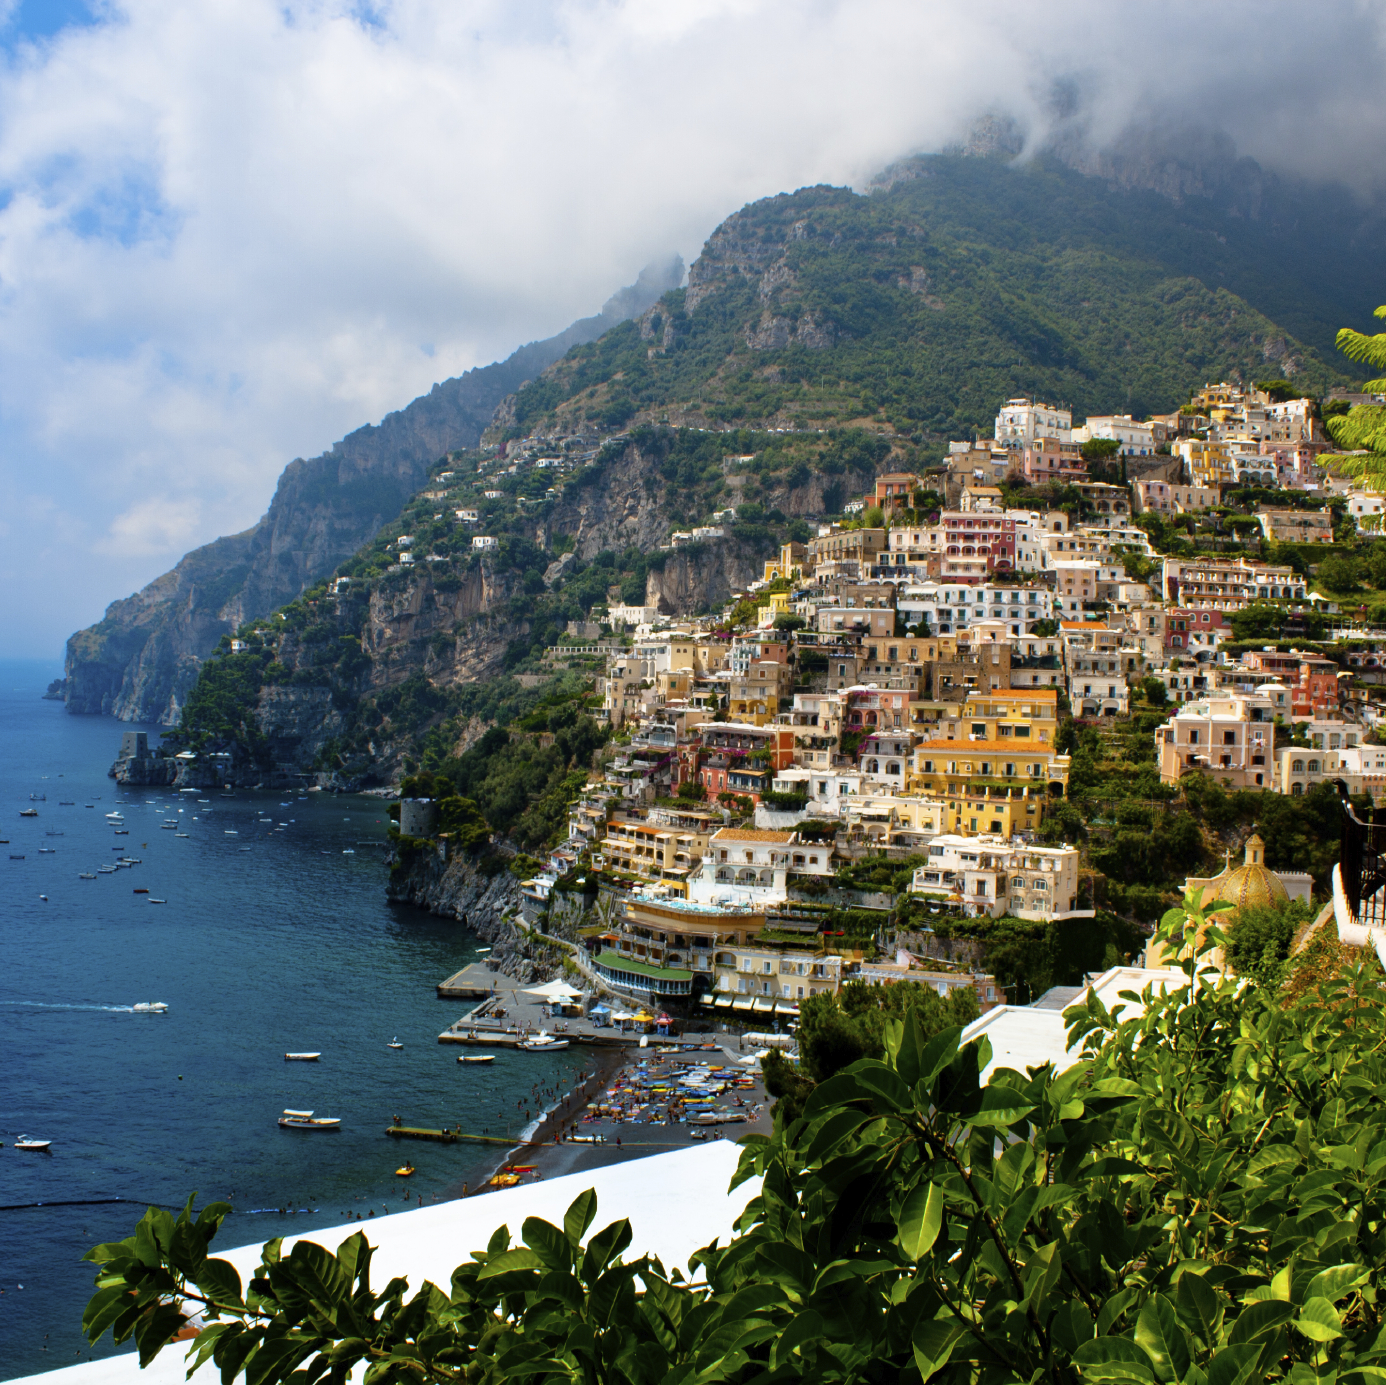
[712,828,795,842]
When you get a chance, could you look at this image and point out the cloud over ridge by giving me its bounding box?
[1,0,1384,652]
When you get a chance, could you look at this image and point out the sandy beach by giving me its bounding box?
[463,1034,774,1193]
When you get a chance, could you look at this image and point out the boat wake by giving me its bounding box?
[1,1000,144,1014]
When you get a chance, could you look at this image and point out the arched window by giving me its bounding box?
[1291,783,1303,796]
[1307,760,1320,772]
[1292,759,1304,772]
[887,762,900,775]
[869,759,879,774]
[1011,876,1025,890]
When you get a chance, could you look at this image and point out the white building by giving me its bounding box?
[1073,415,1156,456]
[897,582,1058,636]
[994,398,1073,447]
[471,535,498,550]
[909,835,1087,921]
[688,827,832,908]
[455,509,480,523]
[1346,490,1386,532]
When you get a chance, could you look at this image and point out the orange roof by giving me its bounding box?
[1059,621,1110,629]
[712,828,794,843]
[970,688,1058,702]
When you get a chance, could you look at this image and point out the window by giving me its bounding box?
[1223,731,1236,746]
[1188,729,1200,744]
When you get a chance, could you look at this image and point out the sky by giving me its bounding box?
[1,0,1385,657]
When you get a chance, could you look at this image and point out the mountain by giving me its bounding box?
[499,147,1375,444]
[60,257,685,724]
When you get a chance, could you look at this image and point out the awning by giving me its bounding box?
[732,997,754,1011]
[523,979,583,1001]
[714,996,734,1008]
[775,1001,800,1016]
[752,997,775,1012]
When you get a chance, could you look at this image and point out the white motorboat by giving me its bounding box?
[132,1002,169,1013]
[521,1035,570,1051]
[78,872,96,879]
[14,1137,52,1150]
[277,1109,340,1130]
[284,1052,321,1061]
[105,812,123,821]
[458,1054,495,1063]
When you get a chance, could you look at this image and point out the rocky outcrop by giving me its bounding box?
[63,259,684,725]
[646,539,767,616]
[387,851,565,984]
[42,678,66,701]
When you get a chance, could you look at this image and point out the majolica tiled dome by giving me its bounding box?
[1204,833,1289,911]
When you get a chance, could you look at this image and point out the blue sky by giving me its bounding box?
[0,0,1382,659]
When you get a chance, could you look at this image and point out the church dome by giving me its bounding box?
[1204,833,1289,911]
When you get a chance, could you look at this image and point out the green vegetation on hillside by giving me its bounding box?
[506,156,1357,441]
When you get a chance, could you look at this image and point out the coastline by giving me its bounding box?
[462,1037,774,1198]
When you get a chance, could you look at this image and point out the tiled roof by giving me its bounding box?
[712,828,794,842]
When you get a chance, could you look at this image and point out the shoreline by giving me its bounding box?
[465,1038,775,1196]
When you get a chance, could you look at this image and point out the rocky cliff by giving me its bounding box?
[62,259,684,725]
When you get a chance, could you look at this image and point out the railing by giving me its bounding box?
[1337,787,1386,931]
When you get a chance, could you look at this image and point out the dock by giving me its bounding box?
[436,963,500,1000]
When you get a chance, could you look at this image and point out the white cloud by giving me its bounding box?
[0,0,1383,653]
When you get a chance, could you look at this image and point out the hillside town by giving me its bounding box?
[485,382,1386,1018]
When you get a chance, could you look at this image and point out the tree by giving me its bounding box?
[1140,675,1168,706]
[862,505,885,528]
[1316,552,1361,592]
[83,902,1386,1385]
[1327,304,1386,482]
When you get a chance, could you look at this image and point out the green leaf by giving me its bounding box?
[522,1218,572,1272]
[1295,1297,1344,1342]
[194,1258,244,1310]
[1072,1335,1156,1382]
[1135,1294,1191,1382]
[132,1302,186,1368]
[898,1182,943,1262]
[1227,1300,1293,1345]
[477,1247,545,1280]
[769,1309,825,1370]
[1305,1264,1367,1304]
[912,1318,965,1382]
[1176,1271,1222,1344]
[563,1190,598,1247]
[1203,1344,1262,1385]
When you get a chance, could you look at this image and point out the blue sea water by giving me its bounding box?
[0,660,587,1380]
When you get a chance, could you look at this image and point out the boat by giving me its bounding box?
[278,1109,340,1130]
[224,830,238,835]
[394,1164,415,1177]
[38,847,55,853]
[342,849,355,855]
[132,1002,169,1013]
[19,808,37,817]
[285,1052,321,1061]
[10,854,25,860]
[148,898,167,903]
[114,830,128,836]
[133,887,148,893]
[175,833,189,838]
[458,1054,495,1063]
[14,1137,51,1151]
[105,812,123,821]
[97,866,115,874]
[387,1038,403,1049]
[522,1038,570,1051]
[160,824,177,830]
[78,872,96,879]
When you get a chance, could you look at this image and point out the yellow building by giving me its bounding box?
[949,688,1060,744]
[1179,439,1234,487]
[763,541,807,583]
[597,821,710,893]
[909,739,1071,797]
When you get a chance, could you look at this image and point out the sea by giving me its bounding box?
[0,659,589,1381]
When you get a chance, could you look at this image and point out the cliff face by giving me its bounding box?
[645,539,766,616]
[62,259,683,725]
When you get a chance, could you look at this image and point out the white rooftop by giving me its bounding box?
[17,1143,758,1385]
[962,966,1189,1080]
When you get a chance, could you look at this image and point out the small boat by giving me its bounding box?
[148,898,167,903]
[285,1052,321,1061]
[224,830,238,835]
[278,1109,340,1130]
[105,812,123,821]
[459,1054,495,1064]
[59,801,74,806]
[133,887,149,893]
[14,1137,51,1151]
[395,1164,415,1177]
[132,1002,169,1013]
[38,847,55,853]
[522,1038,569,1052]
[160,824,177,830]
[19,808,37,818]
[78,872,96,879]
[10,854,25,860]
[175,833,189,838]
[387,1038,403,1049]
[342,849,355,855]
[114,830,129,836]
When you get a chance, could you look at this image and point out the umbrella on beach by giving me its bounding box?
[522,979,583,1001]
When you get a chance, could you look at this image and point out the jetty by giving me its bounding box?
[385,1125,513,1145]
[436,964,498,1000]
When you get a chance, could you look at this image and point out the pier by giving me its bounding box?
[385,1125,513,1144]
[436,964,498,1000]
